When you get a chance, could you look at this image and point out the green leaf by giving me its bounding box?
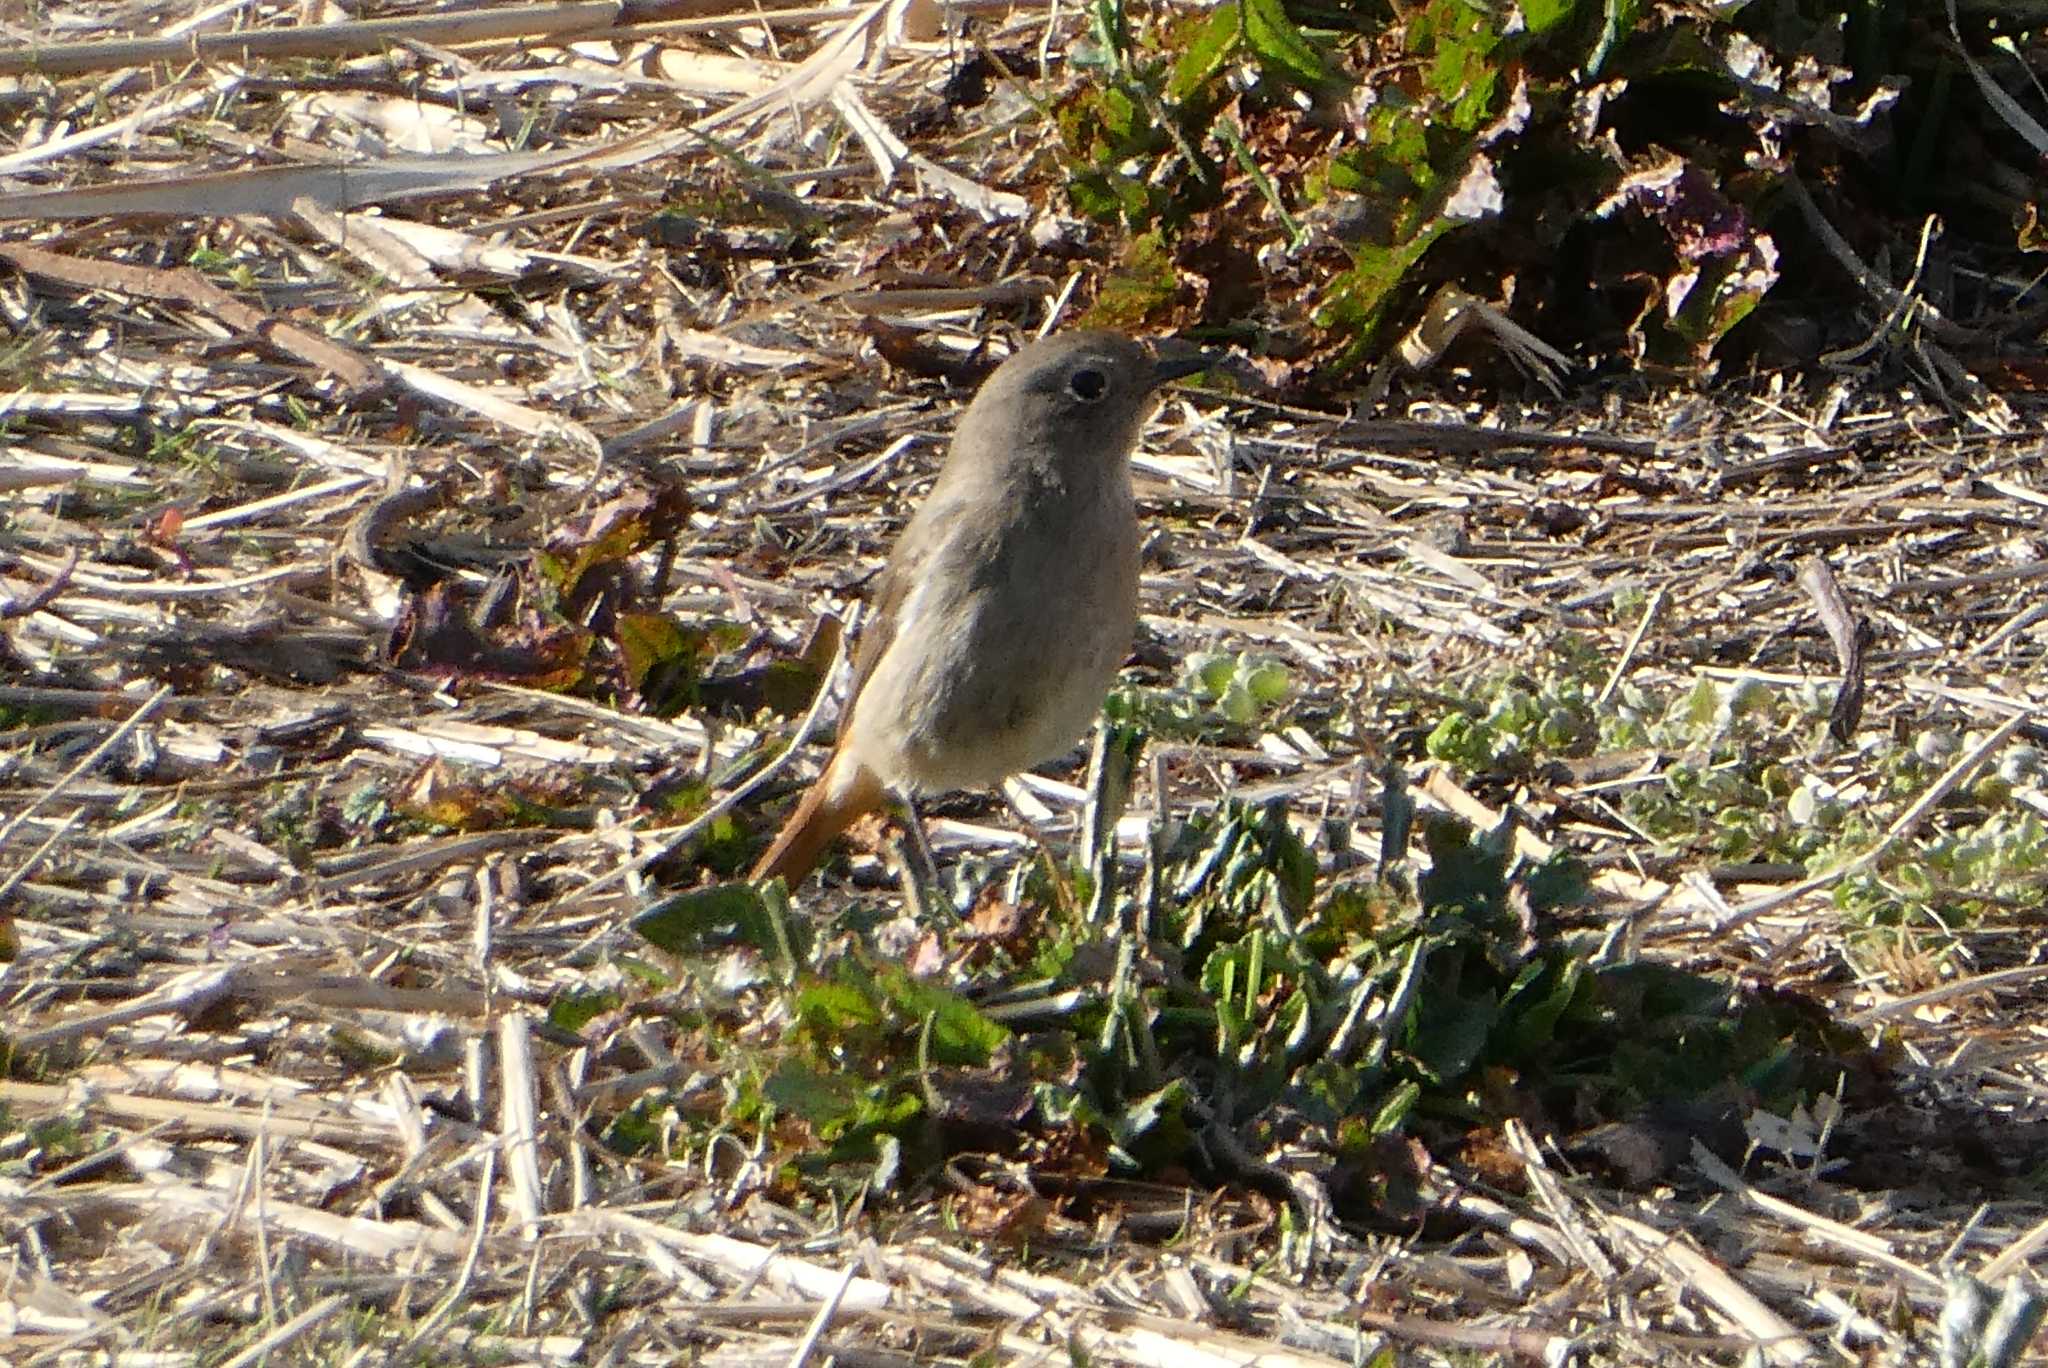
[1311,220,1454,368]
[1522,0,1579,37]
[1408,985,1498,1081]
[616,613,689,688]
[1096,85,1142,144]
[1680,675,1719,730]
[614,955,673,990]
[1523,851,1590,916]
[1169,7,1242,101]
[1066,173,1127,223]
[1110,1079,1190,1145]
[1425,712,1491,769]
[761,1061,859,1125]
[794,978,885,1034]
[1267,813,1317,918]
[549,990,620,1033]
[556,515,654,602]
[633,882,779,954]
[1427,817,1517,911]
[877,969,1009,1066]
[1500,955,1578,1054]
[1667,250,1779,359]
[1370,1079,1421,1136]
[1089,0,1129,68]
[1088,230,1180,321]
[1245,660,1291,706]
[1241,0,1328,89]
[1191,652,1237,699]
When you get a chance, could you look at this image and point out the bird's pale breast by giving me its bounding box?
[845,476,1138,794]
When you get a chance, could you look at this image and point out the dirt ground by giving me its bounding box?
[5,1,2048,1364]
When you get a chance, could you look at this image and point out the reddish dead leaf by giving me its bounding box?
[842,809,893,857]
[907,933,946,977]
[861,317,996,385]
[1456,1122,1524,1188]
[965,889,1026,940]
[396,768,576,832]
[140,506,194,573]
[389,582,590,687]
[1324,1134,1434,1228]
[1988,356,2048,391]
[550,480,693,627]
[928,1068,1035,1134]
[568,481,693,550]
[1032,1113,1113,1178]
[948,1183,1053,1245]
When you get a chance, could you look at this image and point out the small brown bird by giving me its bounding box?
[751,330,1208,885]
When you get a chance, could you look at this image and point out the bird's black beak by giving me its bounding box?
[1148,344,1218,388]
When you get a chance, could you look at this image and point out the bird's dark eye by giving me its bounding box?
[1067,366,1109,402]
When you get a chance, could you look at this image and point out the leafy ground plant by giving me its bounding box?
[1057,0,2047,387]
[628,755,1880,1229]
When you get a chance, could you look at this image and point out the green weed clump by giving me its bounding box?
[1110,648,1295,740]
[622,760,1869,1216]
[1052,0,1997,381]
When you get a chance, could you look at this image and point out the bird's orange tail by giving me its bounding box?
[750,751,888,885]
